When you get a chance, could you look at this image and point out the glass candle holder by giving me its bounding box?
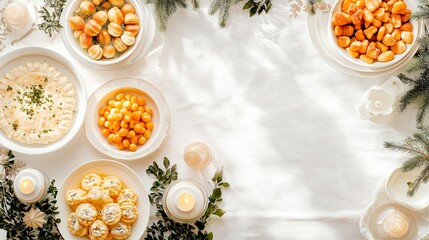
[162,180,208,223]
[183,142,212,169]
[13,168,49,204]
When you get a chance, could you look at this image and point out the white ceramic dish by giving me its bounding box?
[57,159,150,240]
[386,168,429,211]
[60,0,156,70]
[328,0,419,69]
[0,47,86,155]
[85,77,170,160]
[307,0,424,77]
[360,177,429,239]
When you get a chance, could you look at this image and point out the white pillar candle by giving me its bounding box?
[183,142,212,169]
[13,169,49,204]
[163,180,208,223]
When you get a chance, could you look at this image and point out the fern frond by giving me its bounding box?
[384,141,426,156]
[416,94,429,124]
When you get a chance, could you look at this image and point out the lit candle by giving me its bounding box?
[176,192,196,212]
[163,180,208,223]
[183,142,212,169]
[19,177,35,194]
[13,169,49,204]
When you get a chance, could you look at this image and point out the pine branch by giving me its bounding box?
[146,0,198,31]
[417,95,429,124]
[398,86,425,112]
[209,0,243,28]
[385,127,429,196]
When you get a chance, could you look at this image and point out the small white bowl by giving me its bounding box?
[0,47,86,155]
[57,159,150,240]
[385,168,429,211]
[85,77,170,160]
[328,0,419,69]
[60,0,146,69]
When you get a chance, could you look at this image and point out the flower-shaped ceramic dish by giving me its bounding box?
[60,0,154,70]
[85,77,170,160]
[328,0,419,69]
[360,171,429,239]
[57,159,150,240]
[0,47,86,155]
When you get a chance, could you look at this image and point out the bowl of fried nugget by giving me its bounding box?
[330,0,418,68]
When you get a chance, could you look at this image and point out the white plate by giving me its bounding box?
[327,0,419,69]
[85,77,170,160]
[60,0,156,71]
[57,159,150,240]
[308,0,424,77]
[0,47,86,155]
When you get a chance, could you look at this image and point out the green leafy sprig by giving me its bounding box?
[397,0,429,125]
[145,157,230,240]
[384,126,429,197]
[38,0,68,37]
[242,0,272,17]
[0,150,63,239]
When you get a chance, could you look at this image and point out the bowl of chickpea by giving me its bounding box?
[329,0,419,68]
[85,77,170,160]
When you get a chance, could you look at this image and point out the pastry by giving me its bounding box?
[89,220,109,240]
[66,188,88,207]
[67,212,88,236]
[101,203,121,226]
[117,188,137,205]
[87,186,113,206]
[110,221,132,240]
[81,173,103,191]
[101,175,122,197]
[120,202,138,224]
[76,203,98,226]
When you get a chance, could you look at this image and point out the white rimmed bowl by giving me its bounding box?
[60,0,147,70]
[85,77,170,160]
[385,168,429,211]
[0,47,86,155]
[328,0,419,69]
[57,159,150,240]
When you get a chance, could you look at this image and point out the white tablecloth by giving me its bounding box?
[0,1,418,239]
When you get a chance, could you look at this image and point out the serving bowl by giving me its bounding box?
[57,159,150,240]
[0,47,86,155]
[85,77,170,160]
[60,0,151,70]
[328,0,419,69]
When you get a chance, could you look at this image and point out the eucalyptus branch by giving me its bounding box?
[145,157,230,239]
[38,0,68,37]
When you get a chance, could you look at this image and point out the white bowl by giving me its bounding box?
[60,0,146,69]
[57,159,150,240]
[328,0,419,69]
[0,47,86,155]
[85,77,170,160]
[385,168,429,211]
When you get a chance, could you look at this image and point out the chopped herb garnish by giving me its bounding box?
[6,86,12,91]
[12,123,18,131]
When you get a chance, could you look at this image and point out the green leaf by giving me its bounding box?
[213,188,222,199]
[219,182,230,188]
[213,208,225,217]
[163,157,170,169]
[243,1,254,10]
